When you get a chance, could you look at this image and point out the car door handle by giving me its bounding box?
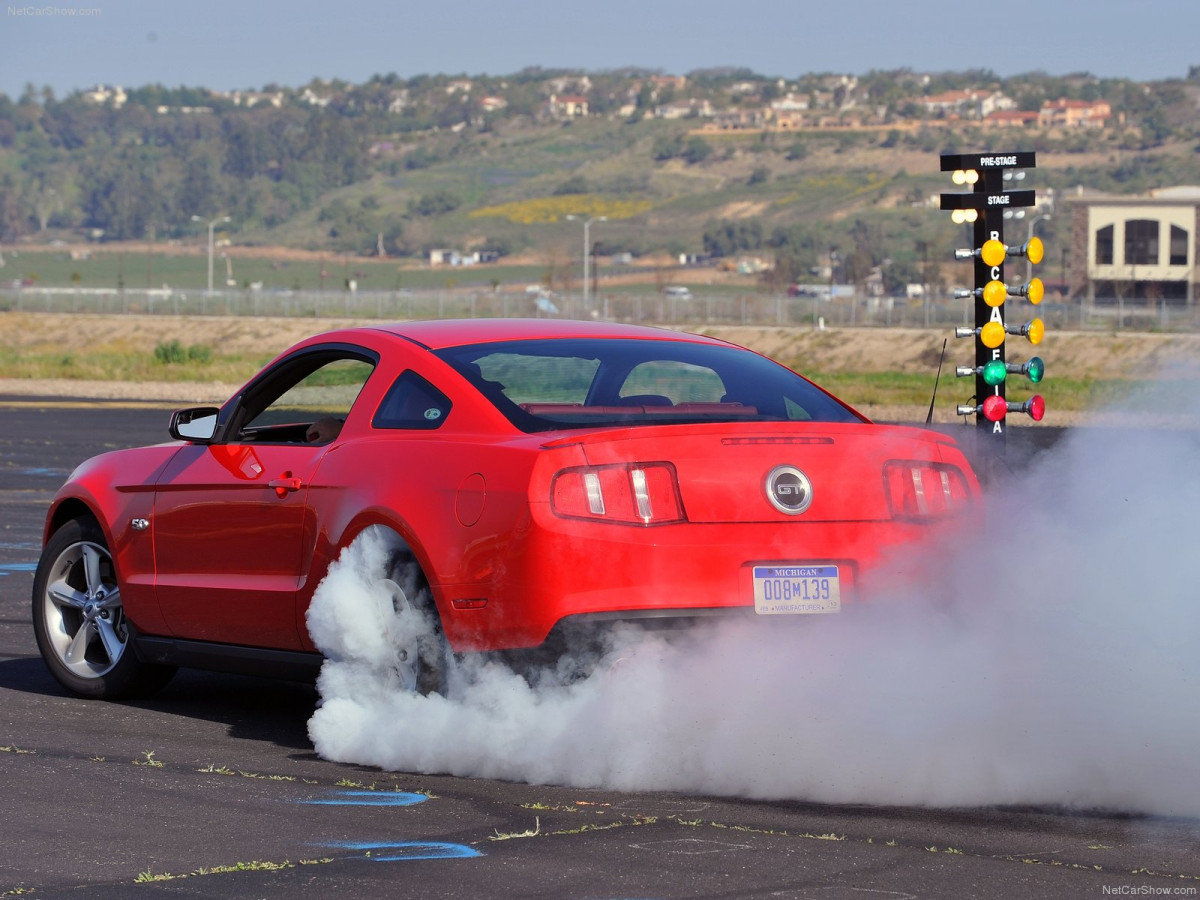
[268,474,304,497]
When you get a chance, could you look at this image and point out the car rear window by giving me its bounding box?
[435,338,863,432]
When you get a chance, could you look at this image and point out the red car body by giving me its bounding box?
[34,319,980,698]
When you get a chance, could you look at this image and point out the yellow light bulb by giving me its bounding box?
[1025,236,1044,265]
[982,280,1007,308]
[1027,318,1045,345]
[1027,277,1044,305]
[980,239,1006,268]
[981,321,1006,349]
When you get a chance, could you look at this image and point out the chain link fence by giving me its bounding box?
[3,286,1198,333]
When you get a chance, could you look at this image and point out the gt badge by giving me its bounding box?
[765,465,813,516]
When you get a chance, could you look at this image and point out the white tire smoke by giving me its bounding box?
[307,384,1200,817]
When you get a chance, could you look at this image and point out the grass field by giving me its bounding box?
[1,248,568,293]
[5,311,1198,417]
[0,340,1171,414]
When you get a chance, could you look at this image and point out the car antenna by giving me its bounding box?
[925,339,947,426]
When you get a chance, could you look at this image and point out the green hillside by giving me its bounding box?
[3,68,1200,292]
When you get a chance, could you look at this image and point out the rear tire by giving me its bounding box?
[32,517,176,700]
[384,554,450,696]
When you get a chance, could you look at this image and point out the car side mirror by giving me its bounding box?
[169,407,220,443]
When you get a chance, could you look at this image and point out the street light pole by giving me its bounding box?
[566,215,606,311]
[192,214,231,292]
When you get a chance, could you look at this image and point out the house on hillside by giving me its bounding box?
[387,90,410,113]
[1039,98,1111,129]
[299,87,332,107]
[710,108,766,130]
[919,89,1014,119]
[81,84,127,108]
[771,93,811,114]
[546,94,590,119]
[649,75,688,92]
[984,109,1040,128]
[226,90,284,108]
[771,110,808,130]
[544,75,593,96]
[655,99,713,119]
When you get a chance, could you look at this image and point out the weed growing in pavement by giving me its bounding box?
[490,818,541,841]
[134,858,320,884]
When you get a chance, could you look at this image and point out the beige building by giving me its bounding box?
[1039,98,1111,129]
[1066,186,1200,306]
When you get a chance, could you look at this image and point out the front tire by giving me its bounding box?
[32,517,176,700]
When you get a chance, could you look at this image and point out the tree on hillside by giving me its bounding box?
[409,190,460,217]
[683,136,712,164]
[82,146,169,240]
[178,146,224,219]
[703,219,764,257]
[0,173,29,239]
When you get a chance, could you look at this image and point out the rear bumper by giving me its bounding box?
[437,514,940,652]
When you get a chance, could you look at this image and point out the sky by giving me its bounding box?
[2,0,1198,100]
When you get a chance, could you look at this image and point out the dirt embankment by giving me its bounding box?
[2,312,1198,425]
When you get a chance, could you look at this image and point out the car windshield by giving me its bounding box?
[435,337,864,432]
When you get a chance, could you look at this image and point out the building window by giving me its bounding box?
[1124,219,1159,266]
[1169,225,1189,266]
[1095,224,1113,265]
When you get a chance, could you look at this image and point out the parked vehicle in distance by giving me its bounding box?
[663,285,693,301]
[32,318,980,701]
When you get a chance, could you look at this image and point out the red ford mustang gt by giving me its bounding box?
[33,318,980,699]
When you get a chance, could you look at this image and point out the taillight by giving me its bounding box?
[883,461,971,521]
[551,463,685,525]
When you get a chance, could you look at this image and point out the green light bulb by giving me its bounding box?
[981,360,1008,386]
[1026,356,1045,383]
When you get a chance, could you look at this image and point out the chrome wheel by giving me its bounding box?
[381,577,422,692]
[41,538,128,678]
[32,517,175,700]
[384,555,449,696]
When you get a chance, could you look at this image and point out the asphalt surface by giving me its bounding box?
[2,397,1198,899]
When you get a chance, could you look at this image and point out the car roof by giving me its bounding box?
[361,318,732,351]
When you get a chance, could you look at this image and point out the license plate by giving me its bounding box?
[752,565,840,614]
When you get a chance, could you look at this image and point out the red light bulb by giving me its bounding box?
[982,395,1008,422]
[1028,395,1046,421]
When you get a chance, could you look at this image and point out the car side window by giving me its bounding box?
[373,371,452,430]
[238,355,375,443]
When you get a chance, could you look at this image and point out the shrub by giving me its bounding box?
[154,341,211,365]
[154,340,186,364]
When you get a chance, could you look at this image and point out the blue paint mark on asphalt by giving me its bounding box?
[318,840,482,861]
[295,789,481,862]
[300,789,429,807]
[0,563,37,577]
